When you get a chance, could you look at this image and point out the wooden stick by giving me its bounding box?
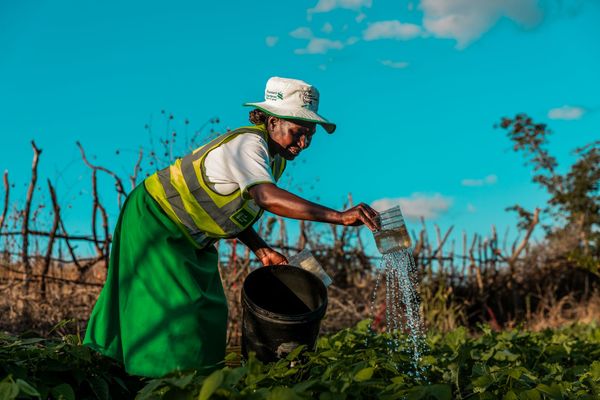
[58,219,83,271]
[76,141,127,207]
[432,226,454,260]
[0,230,102,242]
[297,220,307,249]
[22,141,41,286]
[0,171,9,234]
[90,170,103,259]
[509,208,540,265]
[278,217,287,254]
[462,230,467,278]
[130,147,144,190]
[41,179,61,298]
[0,274,104,287]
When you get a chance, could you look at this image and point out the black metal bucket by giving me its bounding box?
[241,265,328,363]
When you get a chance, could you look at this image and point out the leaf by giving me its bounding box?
[356,319,372,333]
[353,367,374,382]
[50,383,76,400]
[68,345,92,362]
[87,375,109,400]
[164,373,195,389]
[591,361,600,380]
[503,391,518,400]
[0,379,19,400]
[406,384,452,400]
[494,349,520,362]
[425,384,452,400]
[112,377,130,393]
[266,387,303,400]
[536,383,562,399]
[443,327,467,352]
[136,379,166,399]
[286,344,306,361]
[507,367,524,380]
[198,369,224,400]
[17,338,45,345]
[16,379,40,397]
[223,367,247,387]
[293,379,318,393]
[317,350,338,359]
[518,388,541,400]
[405,386,427,400]
[319,392,343,400]
[472,374,494,390]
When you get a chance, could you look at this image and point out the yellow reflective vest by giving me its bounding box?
[144,124,286,248]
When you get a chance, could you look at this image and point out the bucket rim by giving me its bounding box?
[241,265,328,322]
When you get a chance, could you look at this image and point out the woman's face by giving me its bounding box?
[267,117,317,160]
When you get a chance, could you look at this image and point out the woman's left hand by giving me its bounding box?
[255,247,288,267]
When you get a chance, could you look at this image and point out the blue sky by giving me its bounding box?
[1,0,599,253]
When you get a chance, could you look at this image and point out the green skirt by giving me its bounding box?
[83,184,228,378]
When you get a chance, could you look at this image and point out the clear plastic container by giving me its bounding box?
[373,205,412,254]
[288,249,332,287]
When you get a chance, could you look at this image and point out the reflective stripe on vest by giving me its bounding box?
[144,125,286,247]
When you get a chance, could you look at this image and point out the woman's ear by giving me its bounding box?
[267,116,279,132]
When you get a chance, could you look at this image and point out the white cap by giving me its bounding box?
[244,76,336,134]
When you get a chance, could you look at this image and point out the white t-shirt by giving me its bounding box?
[203,132,275,196]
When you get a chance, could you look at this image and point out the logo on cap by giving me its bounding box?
[266,90,284,101]
[301,90,319,111]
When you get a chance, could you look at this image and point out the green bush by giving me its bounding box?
[2,321,600,399]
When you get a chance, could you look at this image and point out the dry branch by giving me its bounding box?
[22,141,41,285]
[0,230,100,242]
[41,180,61,298]
[509,208,540,265]
[0,170,9,234]
[130,147,144,190]
[76,141,127,207]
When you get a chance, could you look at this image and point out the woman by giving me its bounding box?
[84,76,380,377]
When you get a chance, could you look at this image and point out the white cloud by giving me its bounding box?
[322,22,334,34]
[420,0,543,49]
[309,0,372,14]
[265,36,279,47]
[291,26,346,55]
[548,105,586,120]
[467,203,477,213]
[295,38,345,54]
[356,12,367,22]
[381,59,409,69]
[485,175,498,185]
[461,179,482,187]
[290,27,313,39]
[461,174,498,187]
[363,20,422,41]
[371,193,453,221]
[346,36,360,45]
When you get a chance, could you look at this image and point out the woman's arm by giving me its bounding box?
[237,226,287,266]
[248,183,380,231]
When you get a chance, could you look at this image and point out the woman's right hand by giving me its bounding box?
[255,247,288,267]
[339,203,380,231]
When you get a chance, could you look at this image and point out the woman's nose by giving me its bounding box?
[298,134,309,149]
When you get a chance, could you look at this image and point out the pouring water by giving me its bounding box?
[370,205,425,378]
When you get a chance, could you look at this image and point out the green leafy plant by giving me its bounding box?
[2,321,600,399]
[0,328,143,400]
[135,320,600,399]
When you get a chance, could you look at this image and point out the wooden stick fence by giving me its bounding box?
[6,139,590,338]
